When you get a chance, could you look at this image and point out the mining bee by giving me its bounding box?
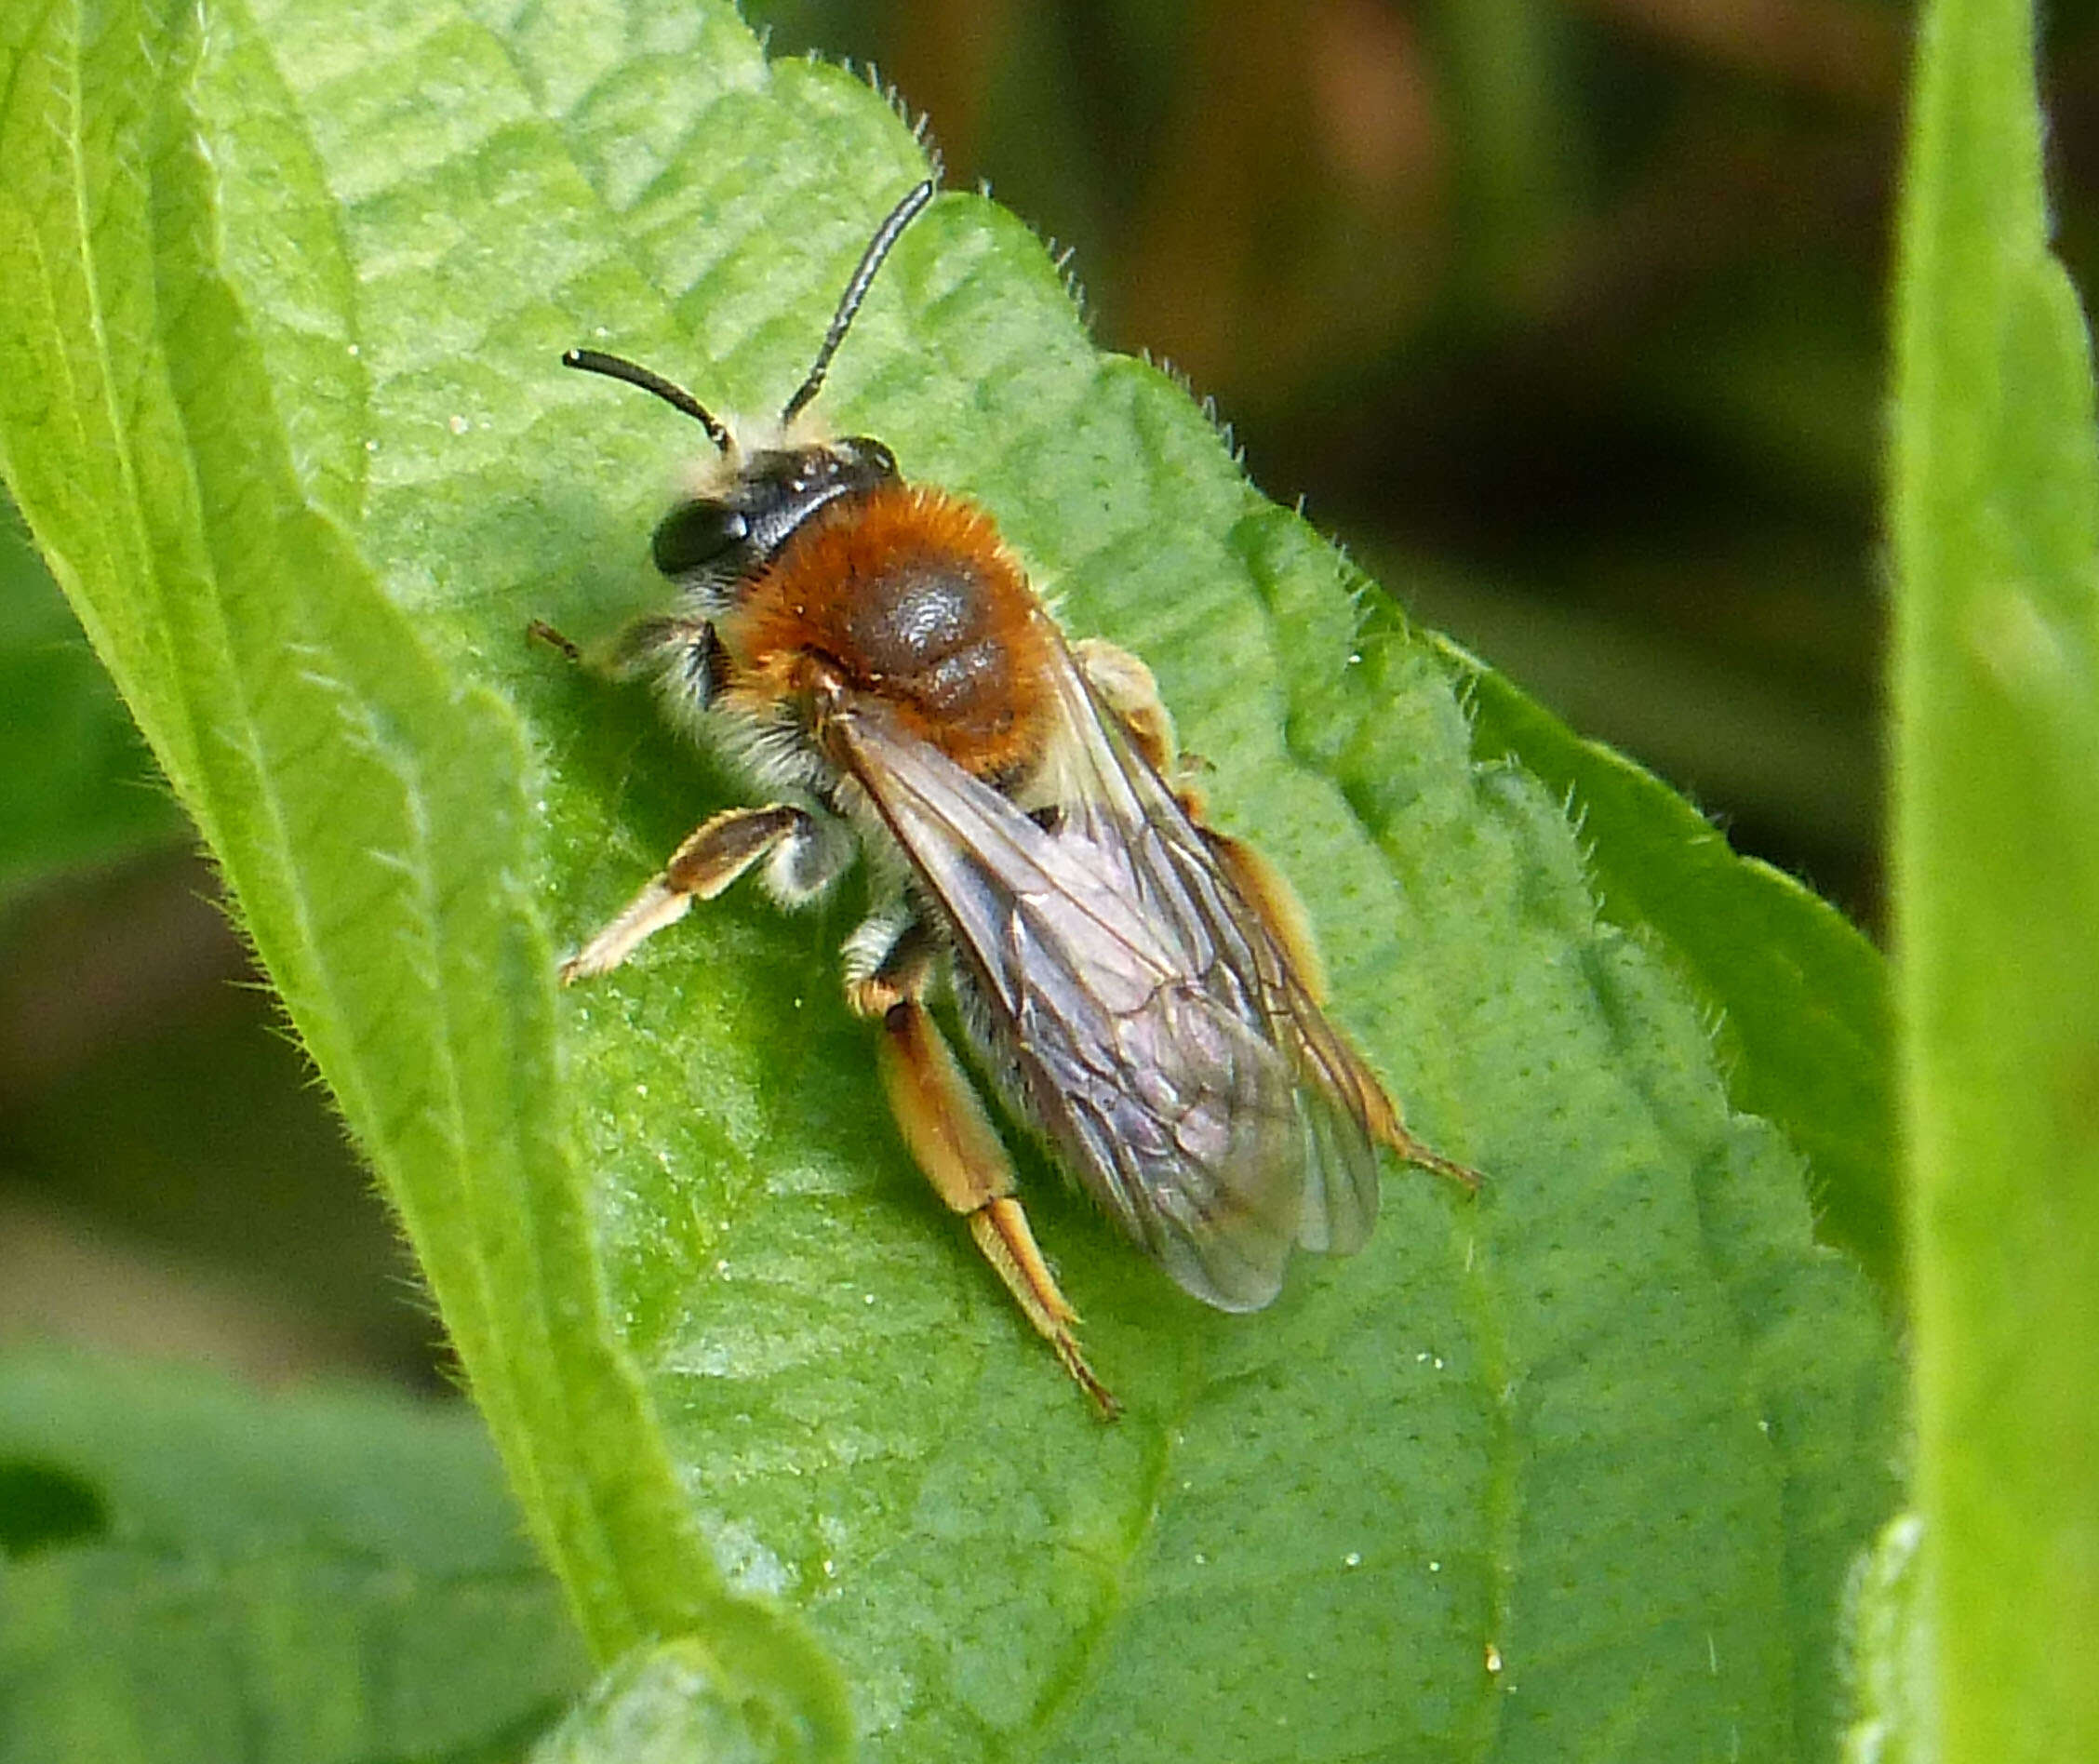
[552,179,1478,1416]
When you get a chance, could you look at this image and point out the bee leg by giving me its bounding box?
[603,616,723,707]
[1380,1124,1484,1195]
[1075,639,1313,953]
[1203,827,1332,999]
[1077,641,1482,1198]
[1205,830,1482,1193]
[530,611,724,712]
[1072,637,1179,777]
[560,804,811,982]
[1076,639,1240,844]
[526,619,583,662]
[849,939,1121,1419]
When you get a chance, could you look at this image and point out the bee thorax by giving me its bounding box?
[727,482,1055,782]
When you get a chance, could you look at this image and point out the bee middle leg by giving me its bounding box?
[561,804,812,982]
[1073,636,1179,777]
[1075,639,1331,988]
[848,927,1120,1418]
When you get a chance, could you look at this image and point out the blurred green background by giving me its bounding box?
[0,0,2041,1389]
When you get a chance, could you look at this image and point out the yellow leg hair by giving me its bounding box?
[560,804,807,982]
[856,964,1119,1418]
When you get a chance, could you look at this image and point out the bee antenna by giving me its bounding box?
[780,179,936,426]
[562,348,732,453]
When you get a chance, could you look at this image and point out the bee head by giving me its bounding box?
[564,179,934,583]
[648,435,901,579]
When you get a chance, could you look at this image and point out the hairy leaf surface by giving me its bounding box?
[0,2,1899,1757]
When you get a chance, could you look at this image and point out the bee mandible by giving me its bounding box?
[552,179,1478,1416]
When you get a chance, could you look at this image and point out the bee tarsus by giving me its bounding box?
[558,803,816,983]
[526,619,583,663]
[860,944,1119,1419]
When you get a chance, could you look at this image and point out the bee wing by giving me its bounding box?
[830,650,1384,1312]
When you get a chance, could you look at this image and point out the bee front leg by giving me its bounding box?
[561,804,811,982]
[526,619,584,662]
[849,933,1121,1419]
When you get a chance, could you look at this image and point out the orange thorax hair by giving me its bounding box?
[722,480,1056,782]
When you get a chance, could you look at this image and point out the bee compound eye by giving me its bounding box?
[650,501,751,576]
[844,436,899,479]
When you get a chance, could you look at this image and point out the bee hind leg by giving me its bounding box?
[1207,830,1483,1194]
[849,929,1120,1419]
[1378,1120,1484,1195]
[561,804,812,982]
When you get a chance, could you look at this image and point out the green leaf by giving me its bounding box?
[0,1,1899,1757]
[1445,634,1899,1299]
[0,490,186,898]
[1836,1513,1931,1764]
[530,1640,790,1764]
[0,0,850,1747]
[1891,0,2099,1758]
[0,1349,589,1764]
